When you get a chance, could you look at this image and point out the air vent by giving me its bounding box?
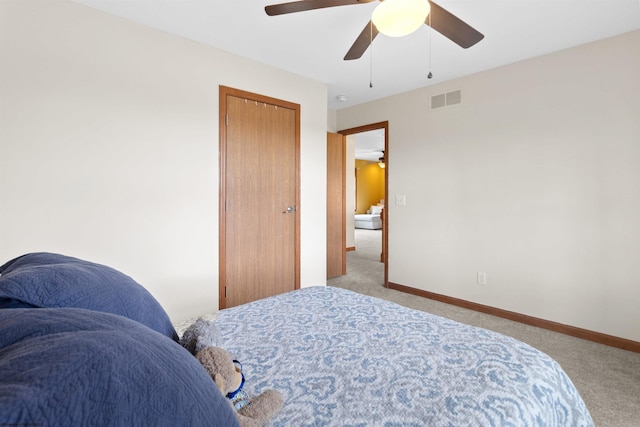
[446,90,461,105]
[431,94,446,109]
[430,89,462,110]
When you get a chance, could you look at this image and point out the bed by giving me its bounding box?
[208,286,594,426]
[1,253,594,426]
[355,204,383,229]
[354,213,382,229]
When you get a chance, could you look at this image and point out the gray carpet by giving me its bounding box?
[328,229,640,427]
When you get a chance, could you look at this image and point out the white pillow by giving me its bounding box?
[371,205,383,215]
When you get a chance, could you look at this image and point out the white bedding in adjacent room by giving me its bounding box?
[354,214,381,229]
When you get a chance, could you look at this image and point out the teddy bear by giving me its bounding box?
[196,346,284,427]
[180,316,221,355]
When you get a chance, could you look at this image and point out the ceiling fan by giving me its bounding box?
[264,0,484,60]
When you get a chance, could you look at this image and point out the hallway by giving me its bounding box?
[327,228,384,289]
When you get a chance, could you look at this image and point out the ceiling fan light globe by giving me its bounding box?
[372,0,430,37]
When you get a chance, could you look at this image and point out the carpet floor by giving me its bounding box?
[328,229,640,427]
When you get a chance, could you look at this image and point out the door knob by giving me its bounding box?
[283,206,296,214]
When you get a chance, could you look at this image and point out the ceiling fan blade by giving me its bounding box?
[427,1,484,48]
[265,0,376,16]
[344,20,379,60]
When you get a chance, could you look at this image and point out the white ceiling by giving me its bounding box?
[349,129,385,161]
[73,0,640,110]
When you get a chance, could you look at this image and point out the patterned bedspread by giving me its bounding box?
[214,286,593,426]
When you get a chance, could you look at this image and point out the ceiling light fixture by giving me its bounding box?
[372,0,431,38]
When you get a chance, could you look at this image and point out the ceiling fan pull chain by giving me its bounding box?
[369,20,374,88]
[428,10,433,79]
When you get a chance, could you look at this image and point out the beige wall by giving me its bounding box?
[0,0,328,322]
[327,109,338,133]
[337,30,640,342]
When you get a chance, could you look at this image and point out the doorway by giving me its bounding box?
[218,86,300,308]
[339,122,388,286]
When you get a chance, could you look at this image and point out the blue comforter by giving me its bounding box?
[0,308,238,426]
[0,253,239,427]
[0,252,178,340]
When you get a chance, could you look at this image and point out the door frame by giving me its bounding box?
[339,121,389,287]
[218,85,301,309]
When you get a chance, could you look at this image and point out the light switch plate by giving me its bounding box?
[477,272,487,285]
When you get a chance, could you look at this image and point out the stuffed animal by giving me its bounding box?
[196,346,284,427]
[179,316,221,355]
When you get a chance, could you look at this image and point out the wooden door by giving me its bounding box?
[219,86,300,308]
[326,132,346,279]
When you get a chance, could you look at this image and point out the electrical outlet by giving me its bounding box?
[477,272,487,285]
[395,195,406,206]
